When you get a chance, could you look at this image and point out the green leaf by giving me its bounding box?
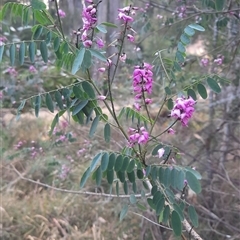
[197,83,207,99]
[90,152,102,172]
[72,48,86,74]
[33,25,43,39]
[127,159,135,173]
[107,169,114,184]
[123,180,128,194]
[49,112,59,135]
[80,167,91,188]
[162,168,171,187]
[104,123,111,143]
[82,81,95,99]
[184,26,195,36]
[114,155,123,172]
[174,61,182,72]
[147,198,156,210]
[96,24,107,33]
[176,51,185,63]
[117,171,125,183]
[137,203,147,211]
[116,181,119,196]
[156,198,165,216]
[120,204,128,221]
[31,0,46,10]
[82,49,92,69]
[121,157,130,172]
[188,23,205,32]
[96,166,102,186]
[55,91,64,110]
[54,37,60,52]
[72,85,84,99]
[19,42,25,65]
[187,89,197,100]
[0,45,4,62]
[188,205,199,227]
[171,210,182,236]
[164,87,171,95]
[177,42,186,53]
[153,191,162,205]
[127,171,135,183]
[45,93,54,113]
[151,185,158,196]
[176,170,185,191]
[72,100,88,116]
[180,34,190,45]
[100,22,118,28]
[101,152,109,171]
[29,42,35,63]
[215,0,225,11]
[107,153,116,170]
[88,49,107,62]
[185,171,201,193]
[207,77,221,93]
[40,41,48,63]
[162,205,170,224]
[9,44,15,66]
[167,98,173,110]
[34,95,41,117]
[45,31,52,44]
[151,166,158,181]
[89,115,100,138]
[137,169,144,179]
[185,167,202,180]
[173,204,184,221]
[130,194,137,204]
[132,182,137,193]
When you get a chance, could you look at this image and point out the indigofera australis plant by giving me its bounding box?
[0,0,225,239]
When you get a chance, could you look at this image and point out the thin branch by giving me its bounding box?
[11,164,151,199]
[130,211,173,231]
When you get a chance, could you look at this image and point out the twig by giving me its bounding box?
[11,164,151,199]
[130,211,173,231]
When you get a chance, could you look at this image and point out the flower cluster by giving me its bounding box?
[200,58,209,67]
[214,55,224,65]
[132,63,154,111]
[171,97,196,126]
[128,126,149,146]
[78,1,98,48]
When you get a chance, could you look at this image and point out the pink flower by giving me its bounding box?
[171,97,196,126]
[167,128,175,134]
[77,148,86,156]
[98,67,106,73]
[29,65,37,73]
[58,9,66,18]
[145,98,152,104]
[214,55,224,65]
[120,53,127,62]
[6,67,18,77]
[156,14,163,19]
[158,148,165,158]
[127,34,135,42]
[96,38,104,48]
[97,95,106,101]
[128,126,149,146]
[133,102,141,111]
[200,58,209,67]
[118,12,133,22]
[0,91,3,100]
[83,40,92,47]
[61,120,68,129]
